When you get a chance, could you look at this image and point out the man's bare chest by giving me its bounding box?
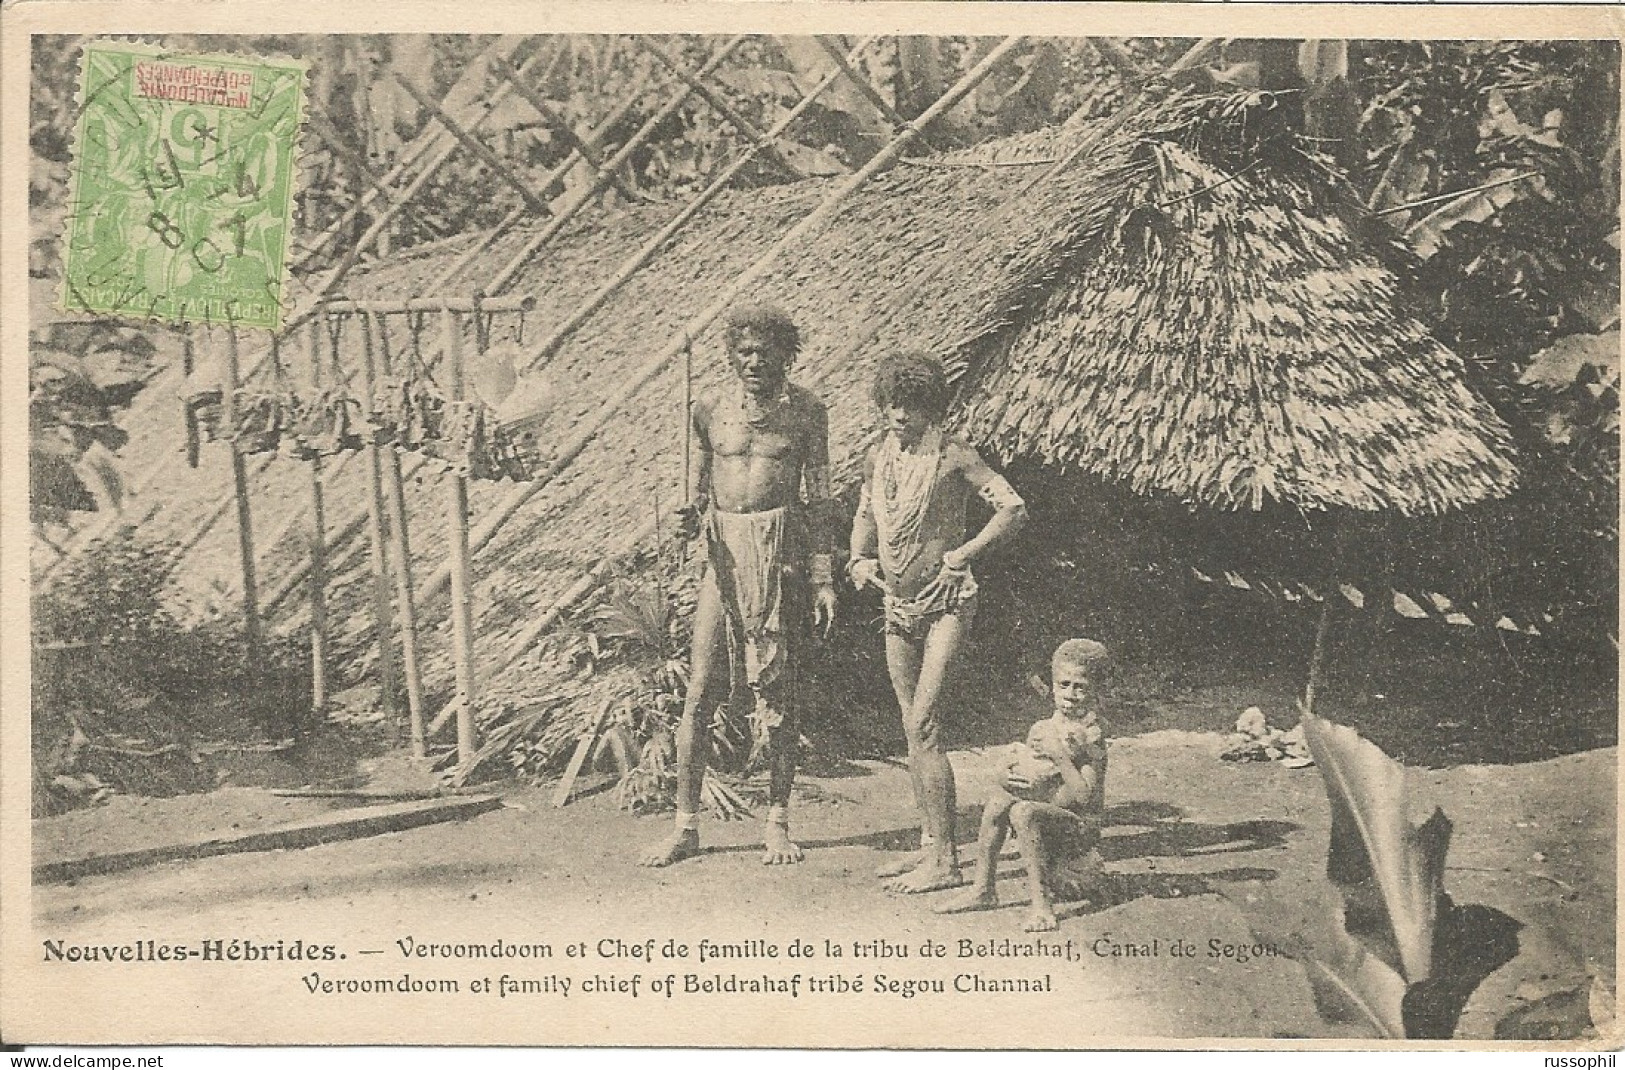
[709,407,806,464]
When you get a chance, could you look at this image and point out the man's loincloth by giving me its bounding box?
[883,569,979,639]
[706,507,803,758]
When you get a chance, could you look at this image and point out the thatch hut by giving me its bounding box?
[116,89,1516,751]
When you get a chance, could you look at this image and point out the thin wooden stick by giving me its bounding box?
[222,326,262,672]
[634,37,802,178]
[349,314,400,724]
[374,312,428,758]
[488,54,645,205]
[305,110,403,211]
[813,35,940,151]
[432,69,658,291]
[392,73,553,218]
[681,336,693,570]
[442,307,479,771]
[1303,596,1334,718]
[304,323,329,714]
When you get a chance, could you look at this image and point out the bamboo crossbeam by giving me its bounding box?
[320,295,537,315]
[441,308,479,771]
[814,37,1223,398]
[392,72,554,219]
[488,55,644,205]
[483,37,747,296]
[426,556,614,737]
[374,312,428,758]
[634,37,802,178]
[304,325,329,713]
[522,37,877,372]
[305,110,402,211]
[353,315,401,724]
[411,37,1026,616]
[222,327,262,671]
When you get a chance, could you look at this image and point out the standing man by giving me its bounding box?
[850,352,1027,893]
[641,305,838,867]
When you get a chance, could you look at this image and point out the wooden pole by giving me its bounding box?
[431,68,658,291]
[391,72,554,218]
[813,35,941,151]
[305,110,403,211]
[488,54,644,205]
[293,36,537,273]
[304,324,329,715]
[1303,596,1334,717]
[371,312,428,758]
[442,308,479,770]
[221,326,262,672]
[483,37,747,296]
[352,314,401,723]
[681,337,692,570]
[633,37,803,178]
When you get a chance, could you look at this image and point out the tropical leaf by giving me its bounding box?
[1407,170,1542,259]
[1297,897,1411,1038]
[1302,713,1451,983]
[1519,330,1620,390]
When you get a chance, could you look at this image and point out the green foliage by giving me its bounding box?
[1352,41,1620,639]
[33,528,174,644]
[32,528,312,814]
[29,322,158,527]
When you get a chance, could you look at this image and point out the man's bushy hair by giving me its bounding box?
[724,304,801,363]
[872,351,949,420]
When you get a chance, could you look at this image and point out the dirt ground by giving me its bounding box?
[29,719,1615,1046]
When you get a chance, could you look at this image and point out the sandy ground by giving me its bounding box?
[28,730,1615,1046]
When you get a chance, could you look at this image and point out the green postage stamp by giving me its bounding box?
[61,42,306,331]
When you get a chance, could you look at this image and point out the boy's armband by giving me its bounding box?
[977,474,1023,512]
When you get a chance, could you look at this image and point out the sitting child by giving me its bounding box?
[938,638,1111,932]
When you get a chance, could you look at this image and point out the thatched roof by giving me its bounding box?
[951,95,1519,514]
[346,89,1515,516]
[106,90,1518,703]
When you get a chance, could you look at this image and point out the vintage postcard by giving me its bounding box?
[2,1,1620,1051]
